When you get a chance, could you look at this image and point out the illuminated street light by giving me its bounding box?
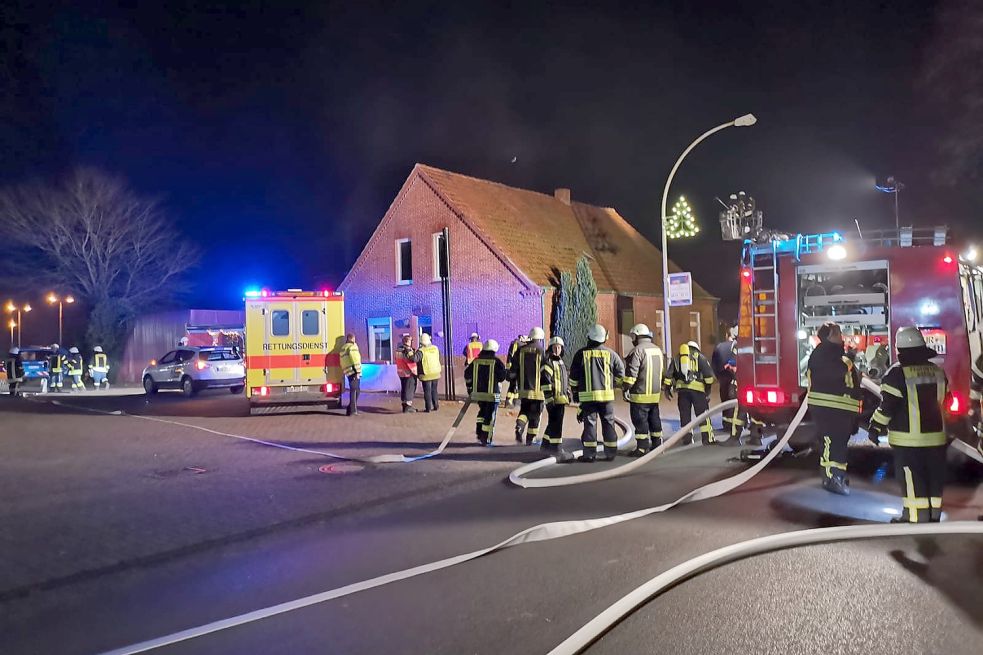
[659,113,757,353]
[46,293,76,344]
[4,301,32,347]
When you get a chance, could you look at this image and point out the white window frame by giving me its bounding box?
[395,238,413,285]
[689,310,701,345]
[432,232,449,281]
[367,317,394,363]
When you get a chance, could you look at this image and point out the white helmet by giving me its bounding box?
[483,339,500,353]
[9,347,19,355]
[549,336,565,347]
[687,340,701,352]
[629,323,652,338]
[895,326,926,350]
[470,332,479,339]
[420,332,432,346]
[51,343,60,350]
[588,324,607,343]
[93,346,103,353]
[69,346,80,354]
[528,327,545,340]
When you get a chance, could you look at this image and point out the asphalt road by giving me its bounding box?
[1,390,981,655]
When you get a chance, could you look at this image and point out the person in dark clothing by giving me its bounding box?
[465,339,508,445]
[711,329,742,439]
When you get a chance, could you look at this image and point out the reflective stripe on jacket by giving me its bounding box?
[511,343,545,400]
[623,339,665,404]
[67,355,83,375]
[570,344,625,403]
[541,357,570,405]
[339,342,362,376]
[871,362,948,447]
[465,353,507,402]
[463,341,482,365]
[806,340,861,413]
[395,346,418,378]
[665,352,714,393]
[90,353,109,373]
[416,344,442,381]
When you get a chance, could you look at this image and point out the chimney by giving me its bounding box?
[554,188,571,205]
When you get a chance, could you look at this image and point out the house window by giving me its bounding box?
[432,232,449,280]
[367,317,393,363]
[271,310,290,336]
[689,311,701,345]
[301,310,320,336]
[417,315,433,339]
[396,238,413,284]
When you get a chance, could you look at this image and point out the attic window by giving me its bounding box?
[396,238,413,284]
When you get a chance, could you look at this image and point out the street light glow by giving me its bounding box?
[66,295,75,304]
[47,293,58,304]
[4,301,14,313]
[964,246,978,262]
[23,304,31,313]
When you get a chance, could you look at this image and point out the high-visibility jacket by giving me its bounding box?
[570,344,625,403]
[415,344,442,381]
[806,340,861,414]
[339,342,362,377]
[510,343,545,400]
[67,354,83,376]
[395,345,418,378]
[49,352,62,373]
[465,352,507,402]
[870,359,948,447]
[506,339,523,367]
[541,356,570,405]
[90,353,109,374]
[623,338,666,404]
[665,347,714,393]
[463,340,482,365]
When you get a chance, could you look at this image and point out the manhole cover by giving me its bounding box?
[318,462,363,475]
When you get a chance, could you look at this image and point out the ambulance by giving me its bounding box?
[243,288,346,413]
[735,226,981,453]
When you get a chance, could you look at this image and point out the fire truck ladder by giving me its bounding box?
[749,240,780,388]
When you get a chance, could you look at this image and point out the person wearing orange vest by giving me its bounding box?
[395,333,419,413]
[463,332,482,366]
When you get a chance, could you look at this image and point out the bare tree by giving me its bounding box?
[0,167,198,350]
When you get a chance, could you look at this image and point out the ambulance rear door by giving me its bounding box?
[265,300,301,385]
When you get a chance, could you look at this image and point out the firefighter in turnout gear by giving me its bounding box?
[465,339,508,445]
[463,332,482,366]
[540,336,574,462]
[5,347,23,395]
[712,328,742,439]
[339,333,362,416]
[395,334,419,413]
[67,347,84,390]
[806,322,862,496]
[665,341,715,445]
[867,327,949,522]
[511,327,546,444]
[622,324,666,457]
[414,333,442,412]
[48,344,63,392]
[89,346,110,390]
[569,324,625,462]
[504,334,528,407]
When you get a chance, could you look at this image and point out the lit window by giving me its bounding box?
[396,239,413,284]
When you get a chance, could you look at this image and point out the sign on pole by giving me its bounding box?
[667,272,693,307]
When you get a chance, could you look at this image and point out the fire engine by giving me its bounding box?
[734,225,982,453]
[243,288,346,413]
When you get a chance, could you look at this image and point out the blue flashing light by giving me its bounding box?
[244,289,261,298]
[832,232,842,241]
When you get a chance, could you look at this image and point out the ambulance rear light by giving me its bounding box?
[323,383,337,394]
[253,386,270,397]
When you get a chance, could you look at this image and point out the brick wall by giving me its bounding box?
[339,173,544,371]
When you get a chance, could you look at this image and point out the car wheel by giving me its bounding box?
[143,376,158,395]
[230,385,244,395]
[182,376,197,398]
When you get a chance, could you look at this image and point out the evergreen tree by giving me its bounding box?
[568,256,598,363]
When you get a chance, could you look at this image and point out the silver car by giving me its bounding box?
[142,346,245,397]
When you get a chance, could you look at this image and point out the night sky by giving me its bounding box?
[1,0,979,324]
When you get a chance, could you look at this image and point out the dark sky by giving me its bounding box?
[1,0,977,320]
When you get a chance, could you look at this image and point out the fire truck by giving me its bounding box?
[243,289,346,413]
[735,226,981,453]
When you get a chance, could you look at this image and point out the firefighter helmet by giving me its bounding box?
[528,327,545,340]
[420,333,432,346]
[69,346,80,354]
[895,326,926,349]
[687,340,701,352]
[629,323,652,338]
[93,346,104,353]
[549,336,565,347]
[588,324,607,343]
[483,339,500,353]
[9,347,19,355]
[470,332,480,340]
[51,343,60,350]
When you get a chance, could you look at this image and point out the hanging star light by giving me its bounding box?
[667,195,699,239]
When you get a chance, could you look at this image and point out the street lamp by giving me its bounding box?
[4,301,32,347]
[659,113,757,354]
[875,176,904,230]
[46,293,76,344]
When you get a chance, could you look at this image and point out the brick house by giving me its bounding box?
[339,164,718,375]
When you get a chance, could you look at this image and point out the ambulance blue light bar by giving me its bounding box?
[244,289,262,298]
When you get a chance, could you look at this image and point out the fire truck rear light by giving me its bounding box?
[942,255,953,264]
[741,268,751,279]
[947,392,965,415]
[766,390,778,404]
[744,389,754,405]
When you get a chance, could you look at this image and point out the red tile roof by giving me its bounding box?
[417,164,714,298]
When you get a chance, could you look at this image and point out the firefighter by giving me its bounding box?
[622,324,666,457]
[463,332,482,366]
[48,343,63,392]
[665,341,715,445]
[540,336,573,461]
[67,346,84,391]
[712,328,742,439]
[395,333,418,413]
[569,324,625,462]
[511,327,546,444]
[465,339,507,445]
[5,347,22,396]
[504,334,528,407]
[89,346,110,390]
[806,322,861,496]
[415,332,442,412]
[867,327,949,522]
[339,333,362,416]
